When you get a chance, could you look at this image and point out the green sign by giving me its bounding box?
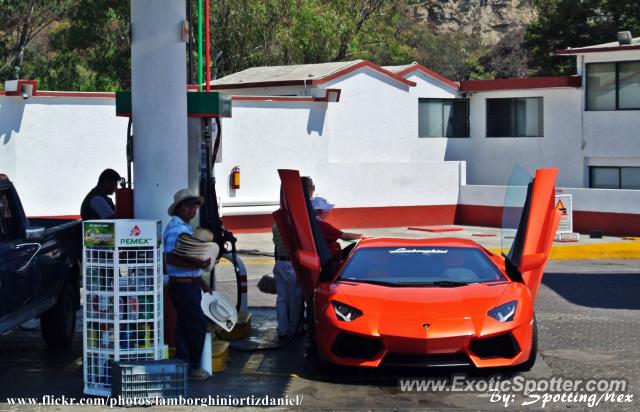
[115,91,232,118]
[83,222,115,248]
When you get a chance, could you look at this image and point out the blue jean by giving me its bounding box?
[273,261,303,336]
[168,282,207,372]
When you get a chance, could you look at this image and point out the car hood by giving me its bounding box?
[334,281,511,338]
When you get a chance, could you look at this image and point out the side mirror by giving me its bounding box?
[519,253,546,272]
[25,226,45,242]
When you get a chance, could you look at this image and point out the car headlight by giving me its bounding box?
[488,300,517,322]
[331,301,363,322]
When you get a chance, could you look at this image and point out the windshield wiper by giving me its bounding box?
[338,278,398,287]
[423,281,471,287]
[338,279,472,287]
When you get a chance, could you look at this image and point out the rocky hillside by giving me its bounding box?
[407,0,537,78]
[408,0,536,45]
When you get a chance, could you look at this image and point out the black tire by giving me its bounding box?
[514,315,537,372]
[303,303,331,373]
[41,282,77,348]
[304,303,318,359]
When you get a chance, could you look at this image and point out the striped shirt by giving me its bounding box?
[163,216,201,278]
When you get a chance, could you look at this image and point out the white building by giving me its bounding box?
[211,36,640,235]
[1,36,639,235]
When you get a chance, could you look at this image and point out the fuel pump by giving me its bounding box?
[196,116,247,313]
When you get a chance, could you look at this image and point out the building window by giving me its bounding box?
[486,97,543,137]
[418,98,469,137]
[586,61,640,110]
[590,166,640,189]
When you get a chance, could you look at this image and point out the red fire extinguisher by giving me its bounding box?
[116,118,135,218]
[230,166,240,189]
[115,178,134,218]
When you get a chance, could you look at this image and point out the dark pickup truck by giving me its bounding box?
[0,180,82,348]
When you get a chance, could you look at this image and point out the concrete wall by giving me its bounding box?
[579,50,640,174]
[216,68,466,227]
[445,88,585,188]
[0,95,128,216]
[457,184,640,236]
[2,52,638,232]
[214,66,465,228]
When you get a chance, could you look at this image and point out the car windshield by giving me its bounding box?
[338,246,505,285]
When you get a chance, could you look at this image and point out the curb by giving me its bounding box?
[490,241,640,260]
[227,242,640,265]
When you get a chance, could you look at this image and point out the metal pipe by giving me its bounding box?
[205,0,211,92]
[186,0,194,84]
[197,0,203,91]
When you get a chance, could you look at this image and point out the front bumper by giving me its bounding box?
[314,309,534,368]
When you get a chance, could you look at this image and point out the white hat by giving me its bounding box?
[174,233,219,271]
[168,189,204,216]
[311,196,334,211]
[201,291,237,332]
[193,227,214,242]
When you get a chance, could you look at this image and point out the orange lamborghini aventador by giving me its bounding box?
[274,167,561,370]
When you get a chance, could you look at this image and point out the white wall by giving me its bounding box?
[460,184,640,214]
[579,50,640,172]
[445,88,584,188]
[4,53,638,221]
[214,66,464,215]
[322,67,414,163]
[0,95,128,216]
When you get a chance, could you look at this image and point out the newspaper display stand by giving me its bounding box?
[82,219,164,396]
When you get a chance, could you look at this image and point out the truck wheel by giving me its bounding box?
[41,282,77,348]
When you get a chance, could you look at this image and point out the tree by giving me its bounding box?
[525,0,640,76]
[28,0,130,91]
[0,0,71,80]
[209,0,413,79]
[407,26,495,81]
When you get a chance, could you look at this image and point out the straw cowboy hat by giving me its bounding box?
[193,227,214,242]
[200,291,237,332]
[168,189,204,216]
[174,232,219,272]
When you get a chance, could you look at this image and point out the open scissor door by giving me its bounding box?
[273,169,332,300]
[501,167,562,300]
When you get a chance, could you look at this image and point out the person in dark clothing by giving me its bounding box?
[80,169,120,220]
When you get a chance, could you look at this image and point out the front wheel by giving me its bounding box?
[41,282,77,349]
[514,315,537,372]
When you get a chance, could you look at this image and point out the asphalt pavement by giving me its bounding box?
[1,226,638,411]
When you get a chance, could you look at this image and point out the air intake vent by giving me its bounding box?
[331,333,383,359]
[470,333,521,359]
[382,353,472,368]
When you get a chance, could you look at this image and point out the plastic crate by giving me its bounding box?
[112,359,188,400]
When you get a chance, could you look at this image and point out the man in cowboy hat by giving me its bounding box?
[164,188,213,381]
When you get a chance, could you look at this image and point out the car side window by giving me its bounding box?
[0,190,16,242]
